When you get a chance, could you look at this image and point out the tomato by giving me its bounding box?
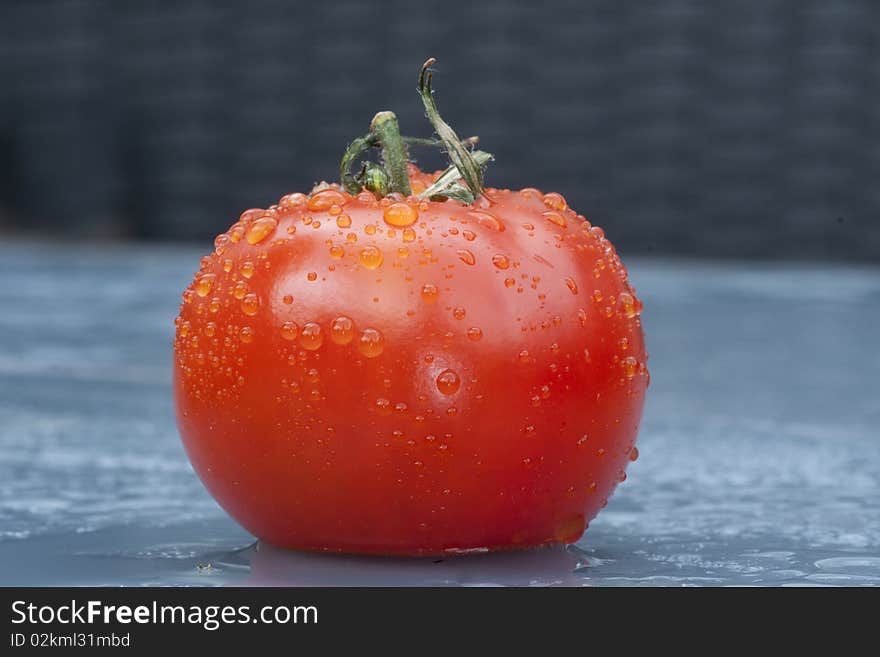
[173,60,648,556]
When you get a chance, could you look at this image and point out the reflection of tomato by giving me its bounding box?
[173,60,647,556]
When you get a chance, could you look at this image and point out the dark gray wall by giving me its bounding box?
[1,0,878,260]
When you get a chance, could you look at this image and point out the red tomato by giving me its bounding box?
[173,167,648,555]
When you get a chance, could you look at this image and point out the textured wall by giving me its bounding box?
[1,0,878,259]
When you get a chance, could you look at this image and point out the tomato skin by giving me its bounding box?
[174,179,648,555]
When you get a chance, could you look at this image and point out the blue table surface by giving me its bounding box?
[0,241,878,586]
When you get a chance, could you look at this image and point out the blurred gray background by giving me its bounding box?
[0,0,878,260]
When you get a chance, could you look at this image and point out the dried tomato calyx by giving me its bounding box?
[338,58,493,203]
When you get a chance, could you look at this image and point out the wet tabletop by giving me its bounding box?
[0,242,878,586]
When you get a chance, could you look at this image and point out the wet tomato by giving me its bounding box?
[173,61,647,555]
[174,176,648,555]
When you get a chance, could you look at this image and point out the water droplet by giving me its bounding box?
[457,249,476,265]
[565,277,579,294]
[364,224,377,235]
[592,289,603,303]
[357,328,384,358]
[307,271,318,281]
[204,322,216,337]
[436,369,461,395]
[583,348,591,363]
[467,210,505,232]
[452,307,466,320]
[629,446,640,462]
[462,230,476,241]
[519,350,532,364]
[239,326,254,343]
[241,261,255,279]
[195,273,215,297]
[543,211,567,228]
[359,245,384,269]
[553,514,586,543]
[504,277,516,288]
[281,321,299,341]
[231,281,248,299]
[222,259,233,273]
[383,202,419,227]
[336,214,352,228]
[241,293,259,316]
[209,297,221,313]
[330,315,354,345]
[282,294,294,305]
[400,227,417,243]
[299,322,324,350]
[492,254,510,269]
[280,192,308,208]
[375,398,391,415]
[214,234,230,255]
[542,192,568,211]
[622,356,638,378]
[420,283,439,303]
[467,327,483,341]
[577,434,589,446]
[618,337,629,351]
[245,217,278,244]
[308,189,349,211]
[619,291,642,318]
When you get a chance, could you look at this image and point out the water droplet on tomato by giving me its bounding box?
[543,211,567,228]
[241,261,255,279]
[359,245,384,269]
[421,283,439,303]
[239,326,254,343]
[241,293,259,315]
[357,328,384,357]
[330,315,354,345]
[299,322,323,350]
[492,254,510,269]
[565,277,578,294]
[281,321,299,341]
[232,281,248,300]
[195,273,215,297]
[336,214,352,228]
[619,291,642,318]
[452,307,466,320]
[467,327,483,341]
[457,249,476,265]
[553,514,585,543]
[383,202,419,227]
[542,192,568,211]
[282,294,293,305]
[307,271,318,281]
[629,446,640,462]
[308,189,349,211]
[436,369,461,395]
[245,217,277,244]
[622,356,638,378]
[467,210,505,232]
[204,322,216,337]
[375,398,391,415]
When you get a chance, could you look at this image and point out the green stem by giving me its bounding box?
[370,111,412,196]
[418,58,485,201]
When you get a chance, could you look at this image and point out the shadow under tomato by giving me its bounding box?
[239,541,596,587]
